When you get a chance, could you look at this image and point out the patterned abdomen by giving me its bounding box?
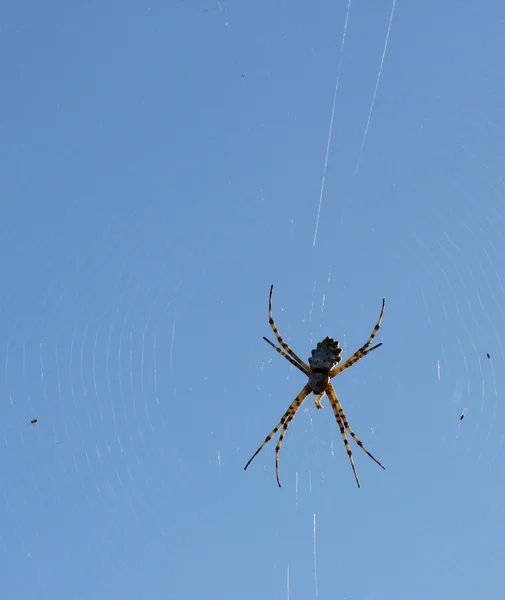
[308,337,342,370]
[308,337,342,394]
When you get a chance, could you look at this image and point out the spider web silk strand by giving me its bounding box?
[354,0,397,176]
[313,513,318,598]
[313,0,352,248]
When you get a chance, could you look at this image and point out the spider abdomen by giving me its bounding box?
[308,337,342,371]
[308,337,342,394]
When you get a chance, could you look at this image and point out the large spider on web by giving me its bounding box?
[244,285,386,488]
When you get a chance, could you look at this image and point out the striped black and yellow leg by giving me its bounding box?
[263,336,309,375]
[327,383,385,472]
[244,383,312,482]
[267,285,310,371]
[329,344,382,377]
[329,299,385,379]
[273,386,312,487]
[273,411,298,487]
[326,385,361,487]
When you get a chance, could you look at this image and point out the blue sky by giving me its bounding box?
[2,1,505,598]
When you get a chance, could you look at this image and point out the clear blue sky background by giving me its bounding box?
[1,1,505,598]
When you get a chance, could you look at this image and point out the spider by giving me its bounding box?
[244,285,386,488]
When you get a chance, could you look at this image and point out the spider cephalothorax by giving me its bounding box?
[244,285,386,488]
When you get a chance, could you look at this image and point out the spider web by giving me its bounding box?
[2,1,505,600]
[304,4,505,481]
[252,3,505,599]
[0,205,192,593]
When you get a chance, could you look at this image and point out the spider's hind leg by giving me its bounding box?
[267,285,310,371]
[329,299,385,379]
[263,336,309,375]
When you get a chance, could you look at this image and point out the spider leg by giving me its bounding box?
[329,299,385,379]
[325,384,361,487]
[329,343,382,377]
[274,406,300,487]
[326,383,385,485]
[244,383,312,486]
[263,336,309,375]
[267,285,310,371]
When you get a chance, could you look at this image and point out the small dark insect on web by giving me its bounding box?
[487,353,491,359]
[460,409,467,421]
[30,418,38,424]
